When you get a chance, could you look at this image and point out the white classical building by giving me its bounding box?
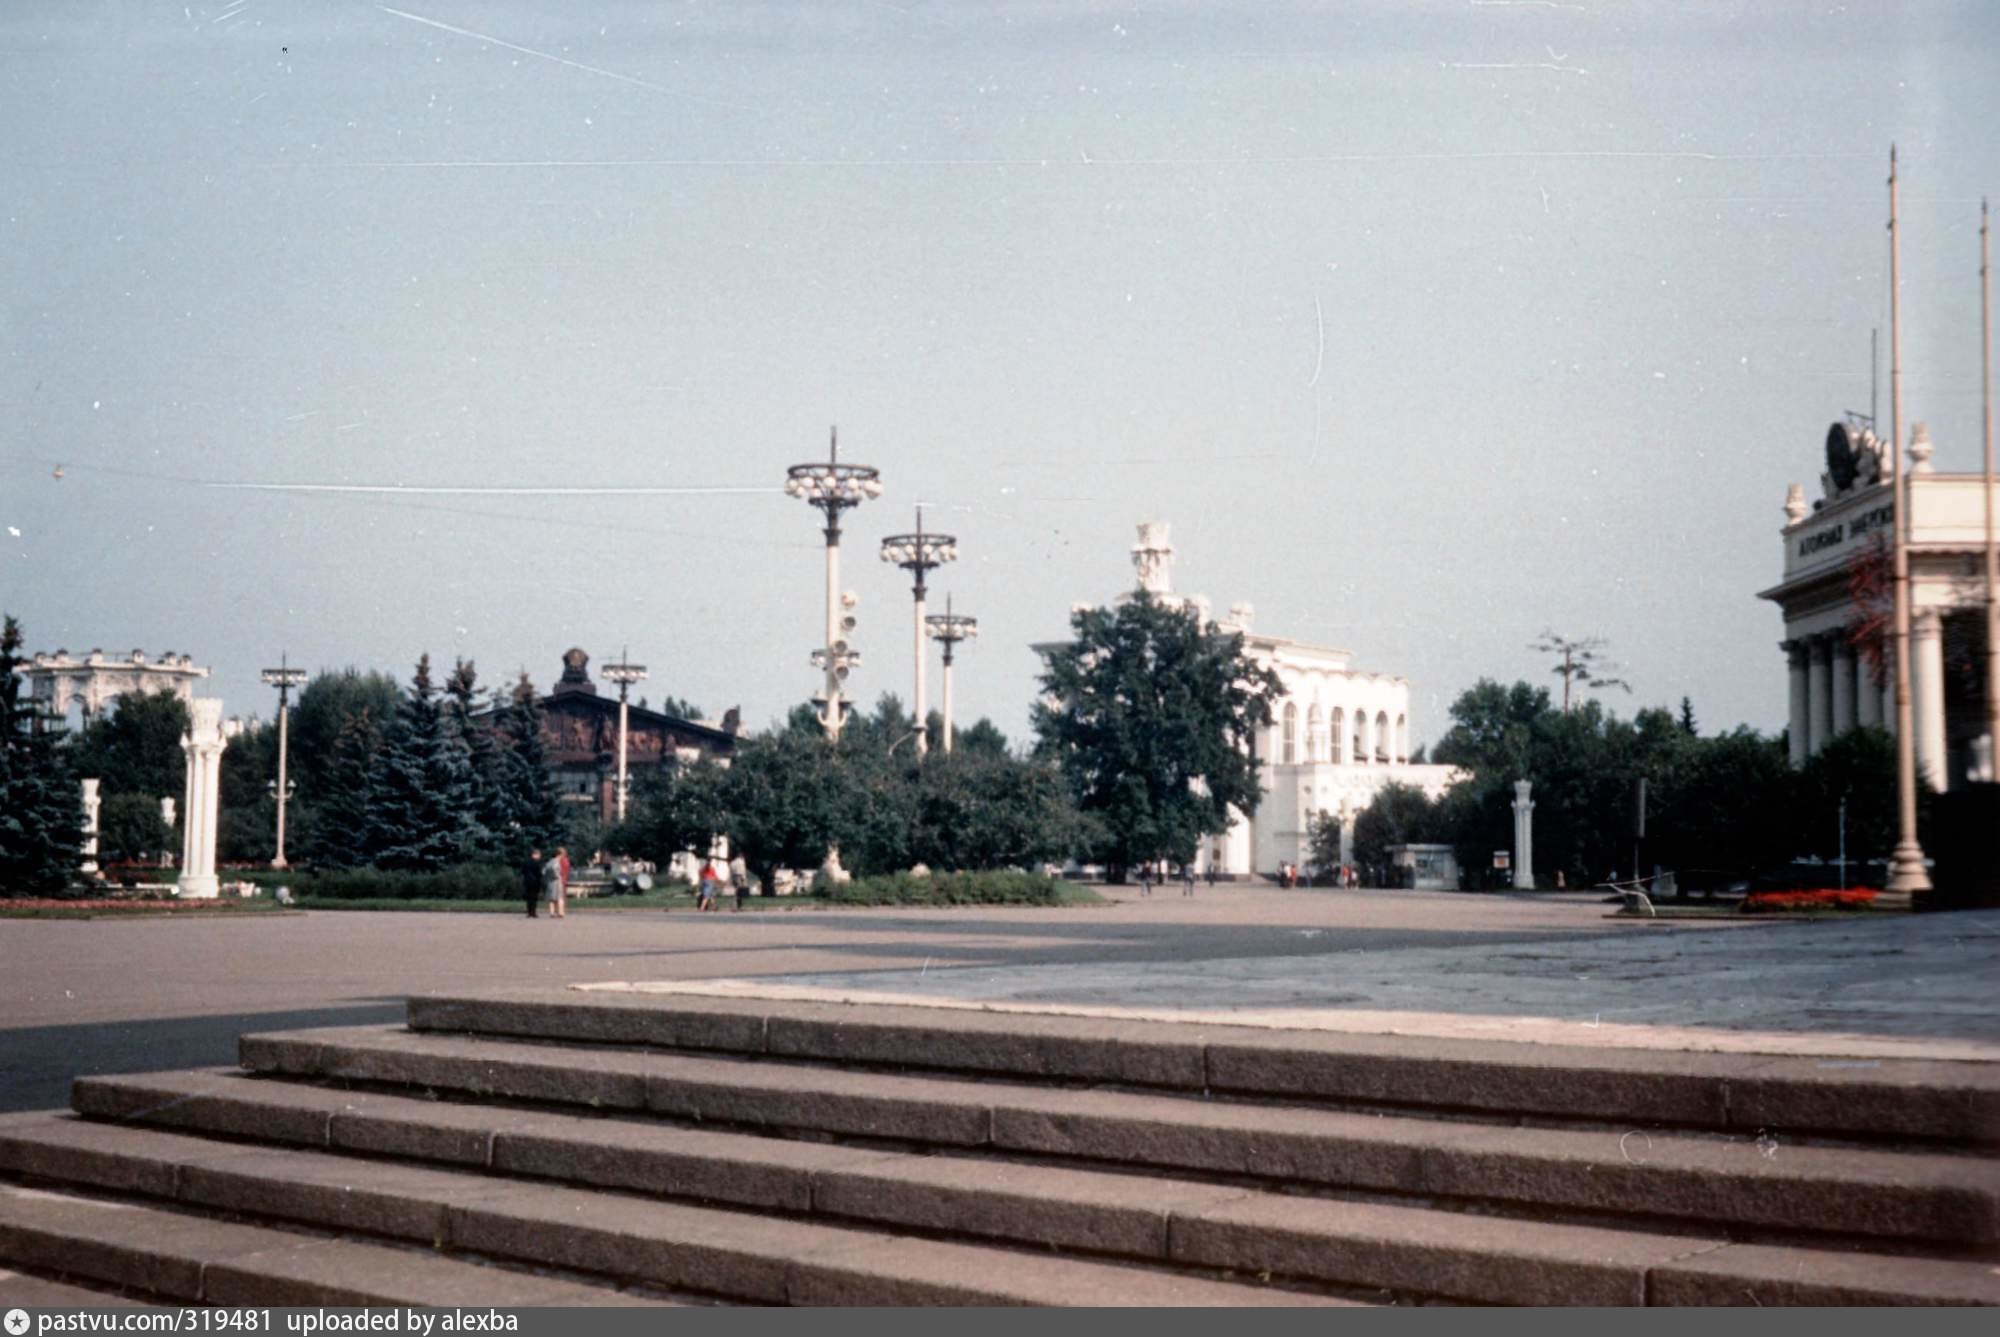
[17,648,208,723]
[1040,523,1459,878]
[1759,420,1997,788]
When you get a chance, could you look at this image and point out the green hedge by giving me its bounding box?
[812,870,1079,906]
[275,864,521,901]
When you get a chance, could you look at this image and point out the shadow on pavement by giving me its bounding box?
[1,1001,406,1113]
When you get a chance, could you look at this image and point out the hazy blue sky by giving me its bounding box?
[5,1,1998,745]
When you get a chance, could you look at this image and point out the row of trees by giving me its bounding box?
[1328,678,1907,887]
[609,697,1081,890]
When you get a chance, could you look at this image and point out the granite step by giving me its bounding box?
[407,988,2000,1145]
[0,1178,673,1307]
[0,1112,1341,1308]
[54,1068,2000,1306]
[238,1024,2000,1247]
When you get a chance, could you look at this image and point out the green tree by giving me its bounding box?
[1033,592,1282,877]
[97,791,168,865]
[0,615,85,895]
[443,658,507,860]
[714,730,847,893]
[66,689,189,800]
[909,751,1079,871]
[289,668,399,797]
[952,717,1012,758]
[309,708,381,868]
[614,758,727,869]
[1337,782,1442,879]
[365,655,474,872]
[492,671,563,861]
[655,695,703,722]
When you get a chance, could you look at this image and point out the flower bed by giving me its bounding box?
[1739,888,1879,913]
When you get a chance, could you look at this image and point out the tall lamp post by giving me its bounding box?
[925,598,978,755]
[259,656,308,869]
[880,507,957,757]
[601,651,648,823]
[785,427,882,742]
[1885,145,1932,899]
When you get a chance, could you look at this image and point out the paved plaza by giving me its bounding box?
[4,886,1997,1111]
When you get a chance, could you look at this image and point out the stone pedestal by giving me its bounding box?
[178,698,226,898]
[1511,780,1535,891]
[79,778,101,875]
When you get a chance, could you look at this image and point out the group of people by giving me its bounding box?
[1277,862,1361,889]
[1133,861,1202,897]
[693,855,750,911]
[521,846,572,918]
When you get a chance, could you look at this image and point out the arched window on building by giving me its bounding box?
[1329,707,1345,764]
[1395,713,1409,764]
[1375,711,1391,763]
[1281,703,1297,765]
[1306,705,1323,763]
[1353,710,1369,764]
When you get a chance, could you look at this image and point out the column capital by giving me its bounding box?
[1912,605,1944,634]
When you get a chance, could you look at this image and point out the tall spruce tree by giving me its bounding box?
[366,655,475,871]
[443,657,506,860]
[310,708,380,868]
[0,615,85,895]
[495,671,563,860]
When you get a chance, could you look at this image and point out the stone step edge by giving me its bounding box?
[59,1068,1757,1306]
[238,1025,2000,1247]
[406,989,2000,1146]
[0,1180,675,1308]
[0,1113,1346,1308]
[62,1072,2000,1304]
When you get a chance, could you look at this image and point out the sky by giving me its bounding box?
[5,1,1999,748]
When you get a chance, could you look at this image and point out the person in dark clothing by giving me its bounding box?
[521,848,543,918]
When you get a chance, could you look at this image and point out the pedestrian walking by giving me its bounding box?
[541,849,567,919]
[730,853,749,911]
[1138,862,1153,897]
[520,847,543,918]
[1205,863,1217,889]
[1181,863,1195,897]
[698,858,721,911]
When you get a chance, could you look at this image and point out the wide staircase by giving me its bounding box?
[2,987,1996,1306]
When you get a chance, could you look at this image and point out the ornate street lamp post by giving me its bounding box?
[880,507,957,757]
[259,655,308,869]
[784,427,882,742]
[925,598,978,755]
[601,650,648,823]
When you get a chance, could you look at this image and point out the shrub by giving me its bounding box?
[813,870,1074,906]
[278,863,520,901]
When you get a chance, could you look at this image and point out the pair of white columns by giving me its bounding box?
[1784,619,1945,787]
[178,698,226,898]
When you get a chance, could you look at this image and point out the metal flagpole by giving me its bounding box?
[1980,198,1998,781]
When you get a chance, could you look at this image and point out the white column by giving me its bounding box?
[1831,641,1857,738]
[80,778,101,875]
[1807,637,1834,756]
[1856,654,1884,729]
[1511,780,1535,890]
[179,698,225,898]
[1912,609,1948,791]
[1786,641,1810,768]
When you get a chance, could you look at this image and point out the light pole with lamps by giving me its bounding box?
[1885,146,1932,898]
[880,506,957,757]
[925,597,978,755]
[259,656,308,869]
[784,427,882,742]
[601,650,648,823]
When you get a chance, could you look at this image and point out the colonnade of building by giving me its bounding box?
[1278,702,1410,766]
[1783,612,1948,788]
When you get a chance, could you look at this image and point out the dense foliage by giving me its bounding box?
[812,870,1078,906]
[1335,679,1913,888]
[1033,593,1282,876]
[0,615,85,895]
